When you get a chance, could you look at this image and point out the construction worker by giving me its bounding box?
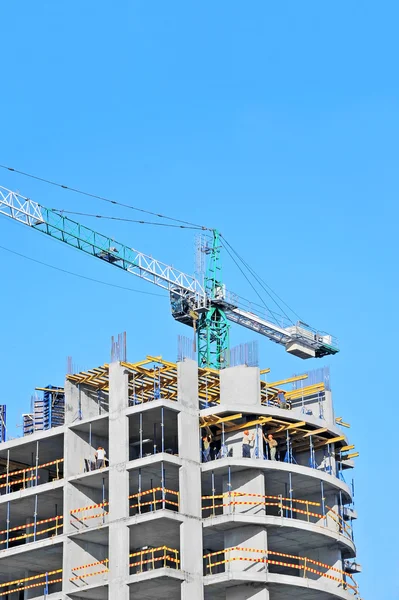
[94,446,107,469]
[264,433,278,460]
[202,429,212,462]
[242,430,254,458]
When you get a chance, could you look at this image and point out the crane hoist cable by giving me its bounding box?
[221,235,302,323]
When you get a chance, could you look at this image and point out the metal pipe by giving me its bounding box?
[6,501,10,549]
[289,472,293,518]
[138,468,142,514]
[161,461,165,509]
[33,493,38,542]
[228,465,232,514]
[6,449,9,494]
[102,477,106,524]
[35,441,39,486]
[285,430,291,463]
[320,480,326,522]
[139,413,143,459]
[89,423,92,471]
[222,422,225,457]
[211,471,215,516]
[161,407,165,453]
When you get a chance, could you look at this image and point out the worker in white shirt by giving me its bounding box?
[94,446,107,469]
[242,430,255,458]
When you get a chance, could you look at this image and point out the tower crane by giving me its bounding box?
[0,185,338,368]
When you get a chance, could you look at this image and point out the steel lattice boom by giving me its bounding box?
[0,185,338,366]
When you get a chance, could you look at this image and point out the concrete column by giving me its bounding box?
[177,360,203,600]
[223,469,265,515]
[220,365,261,408]
[224,526,268,574]
[108,362,130,600]
[227,586,270,600]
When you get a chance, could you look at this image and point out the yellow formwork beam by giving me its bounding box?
[335,417,350,428]
[341,452,359,460]
[323,435,345,445]
[199,414,242,428]
[303,427,328,437]
[260,368,271,374]
[340,445,355,453]
[267,374,308,387]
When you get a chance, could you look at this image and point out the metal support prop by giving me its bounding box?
[138,468,142,514]
[44,571,49,597]
[55,503,58,535]
[320,480,326,523]
[285,430,291,463]
[6,449,9,494]
[35,441,39,486]
[161,461,165,510]
[6,501,10,549]
[221,422,226,458]
[339,490,343,529]
[228,466,232,514]
[102,478,106,524]
[211,471,216,516]
[33,494,38,542]
[161,407,165,453]
[78,383,82,420]
[153,422,157,454]
[89,423,92,471]
[309,435,316,468]
[255,424,259,458]
[288,472,293,518]
[327,443,332,474]
[139,413,143,459]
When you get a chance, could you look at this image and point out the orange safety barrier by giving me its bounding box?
[0,474,40,490]
[203,546,358,595]
[70,501,109,523]
[129,487,179,512]
[0,515,63,546]
[201,492,352,539]
[0,569,63,597]
[0,458,64,481]
[69,559,109,581]
[129,546,180,571]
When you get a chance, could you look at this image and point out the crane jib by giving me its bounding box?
[0,184,338,364]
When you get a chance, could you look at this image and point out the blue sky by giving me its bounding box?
[0,1,397,597]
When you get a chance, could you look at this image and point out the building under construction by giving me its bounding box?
[0,352,360,600]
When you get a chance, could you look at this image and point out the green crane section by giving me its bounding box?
[0,185,339,367]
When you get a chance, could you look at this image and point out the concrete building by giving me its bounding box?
[0,355,360,599]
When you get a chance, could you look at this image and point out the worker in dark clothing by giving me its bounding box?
[202,429,212,462]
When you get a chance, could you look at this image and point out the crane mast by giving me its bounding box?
[0,185,338,368]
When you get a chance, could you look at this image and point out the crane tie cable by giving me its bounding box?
[51,209,201,229]
[0,164,208,230]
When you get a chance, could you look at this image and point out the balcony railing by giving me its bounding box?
[129,487,179,514]
[203,546,359,596]
[0,457,64,495]
[129,546,180,574]
[0,569,63,598]
[201,492,352,540]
